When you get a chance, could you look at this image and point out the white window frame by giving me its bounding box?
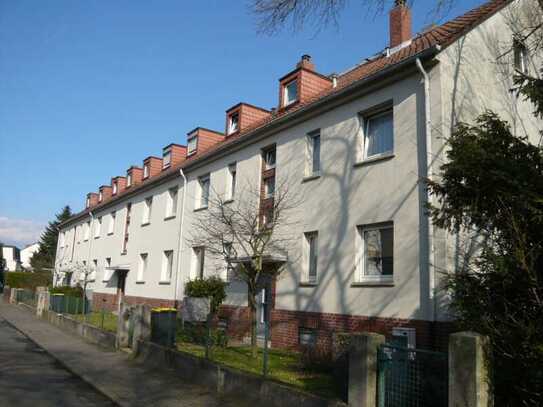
[223,242,234,281]
[126,173,132,187]
[362,108,394,160]
[228,112,239,134]
[162,148,172,168]
[84,221,90,241]
[166,187,178,218]
[227,163,236,200]
[107,211,116,235]
[94,217,102,238]
[142,197,152,224]
[191,246,205,279]
[137,253,148,282]
[98,191,103,202]
[513,39,529,74]
[112,182,118,195]
[103,257,112,282]
[161,250,174,282]
[307,130,321,176]
[86,197,90,208]
[303,231,318,284]
[143,164,150,179]
[264,177,275,199]
[356,223,394,283]
[264,149,276,170]
[187,136,198,155]
[283,79,298,106]
[198,175,210,208]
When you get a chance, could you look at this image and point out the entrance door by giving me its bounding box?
[116,270,127,311]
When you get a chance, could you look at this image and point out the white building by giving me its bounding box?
[2,245,21,272]
[20,243,40,270]
[55,0,542,350]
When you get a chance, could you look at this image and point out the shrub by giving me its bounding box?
[299,345,334,373]
[49,285,84,297]
[6,272,52,290]
[185,276,227,314]
[177,322,228,347]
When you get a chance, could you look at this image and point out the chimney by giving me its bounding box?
[296,54,315,71]
[390,0,411,48]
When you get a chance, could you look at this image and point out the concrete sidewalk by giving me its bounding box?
[0,303,248,407]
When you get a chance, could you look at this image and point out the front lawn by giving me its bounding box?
[176,342,339,399]
[74,311,118,333]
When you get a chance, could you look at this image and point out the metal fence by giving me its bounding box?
[377,344,448,407]
[18,289,37,307]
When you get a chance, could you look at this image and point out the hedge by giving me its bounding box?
[49,285,83,297]
[6,272,52,290]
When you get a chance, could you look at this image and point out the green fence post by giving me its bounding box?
[263,320,269,378]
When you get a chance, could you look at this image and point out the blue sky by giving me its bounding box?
[0,0,482,247]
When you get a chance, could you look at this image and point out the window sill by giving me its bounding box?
[223,199,234,205]
[84,239,89,242]
[351,280,394,287]
[94,236,100,240]
[107,232,114,236]
[194,206,208,212]
[141,222,151,227]
[302,173,321,183]
[158,280,171,285]
[135,280,145,284]
[353,153,395,167]
[164,215,176,221]
[299,281,318,287]
[121,251,127,256]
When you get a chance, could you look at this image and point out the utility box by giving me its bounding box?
[50,293,65,313]
[151,308,177,347]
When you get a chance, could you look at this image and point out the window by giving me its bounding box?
[122,203,131,253]
[94,217,102,238]
[112,182,118,195]
[304,232,318,283]
[228,112,239,134]
[284,79,298,106]
[264,149,276,170]
[143,164,150,179]
[299,327,317,346]
[198,175,210,208]
[227,163,236,200]
[161,250,174,282]
[357,223,394,282]
[86,197,90,208]
[264,177,275,198]
[84,221,90,241]
[137,253,148,282]
[91,259,98,281]
[363,109,393,159]
[192,247,205,279]
[142,197,152,224]
[103,257,111,282]
[187,136,197,155]
[513,39,529,74]
[108,211,116,235]
[308,131,321,175]
[126,173,132,187]
[166,187,178,218]
[99,191,103,202]
[223,242,234,281]
[163,148,171,168]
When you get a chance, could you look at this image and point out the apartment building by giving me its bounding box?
[55,0,541,350]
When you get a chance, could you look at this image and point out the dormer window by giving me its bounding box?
[112,182,118,195]
[86,197,90,208]
[163,148,172,169]
[264,149,276,170]
[513,38,529,74]
[143,164,150,179]
[283,80,298,106]
[187,135,197,155]
[99,191,103,202]
[228,112,239,135]
[127,173,132,187]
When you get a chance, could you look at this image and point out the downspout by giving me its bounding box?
[416,57,436,322]
[173,168,187,309]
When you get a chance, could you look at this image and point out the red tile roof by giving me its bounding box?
[62,0,511,226]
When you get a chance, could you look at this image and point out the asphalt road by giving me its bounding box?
[0,318,116,406]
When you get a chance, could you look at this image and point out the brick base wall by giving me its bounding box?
[91,292,455,351]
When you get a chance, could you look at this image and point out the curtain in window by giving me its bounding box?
[366,112,393,157]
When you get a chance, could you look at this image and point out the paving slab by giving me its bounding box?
[0,303,249,407]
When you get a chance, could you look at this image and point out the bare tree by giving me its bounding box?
[188,178,302,357]
[63,261,93,314]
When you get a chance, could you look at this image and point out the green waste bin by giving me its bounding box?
[151,308,177,347]
[50,294,65,313]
